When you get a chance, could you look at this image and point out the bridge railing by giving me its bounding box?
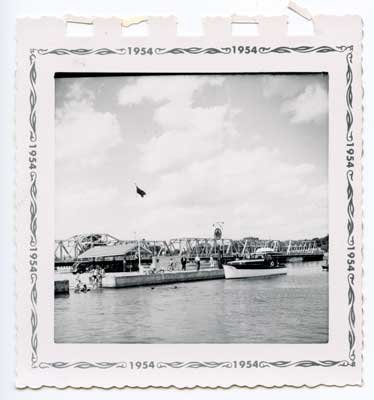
[55,235,324,263]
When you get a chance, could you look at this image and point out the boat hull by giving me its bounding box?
[223,264,287,279]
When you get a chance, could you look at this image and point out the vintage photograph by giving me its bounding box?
[54,73,329,344]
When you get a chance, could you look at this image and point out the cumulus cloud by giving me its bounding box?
[118,75,235,174]
[262,75,304,99]
[119,146,327,239]
[262,75,328,124]
[56,81,122,166]
[114,74,327,239]
[56,75,328,240]
[281,83,328,124]
[140,105,231,173]
[118,75,225,106]
[153,148,318,206]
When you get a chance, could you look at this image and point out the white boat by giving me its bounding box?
[223,252,287,279]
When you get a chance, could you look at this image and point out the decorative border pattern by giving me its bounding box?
[39,361,127,369]
[27,44,356,370]
[157,361,233,369]
[29,49,39,368]
[156,360,351,369]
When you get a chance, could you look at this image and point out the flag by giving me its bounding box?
[136,185,146,198]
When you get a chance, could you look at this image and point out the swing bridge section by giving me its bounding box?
[54,233,325,267]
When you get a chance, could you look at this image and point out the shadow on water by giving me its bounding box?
[54,293,70,299]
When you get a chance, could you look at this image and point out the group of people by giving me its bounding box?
[149,255,216,274]
[181,255,203,271]
[74,266,105,293]
[190,255,216,270]
[89,266,105,288]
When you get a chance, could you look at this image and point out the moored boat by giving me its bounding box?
[223,252,287,279]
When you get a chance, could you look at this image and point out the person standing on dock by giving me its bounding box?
[195,255,201,271]
[154,258,160,273]
[217,250,223,269]
[168,258,175,271]
[209,256,215,269]
[75,273,82,292]
[180,255,187,271]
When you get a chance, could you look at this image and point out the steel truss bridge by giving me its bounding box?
[55,233,324,266]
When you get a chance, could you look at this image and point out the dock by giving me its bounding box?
[54,279,69,295]
[102,269,225,288]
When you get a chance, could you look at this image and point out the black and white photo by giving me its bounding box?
[54,73,329,344]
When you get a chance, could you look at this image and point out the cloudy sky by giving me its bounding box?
[55,73,328,241]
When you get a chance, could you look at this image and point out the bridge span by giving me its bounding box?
[55,233,326,267]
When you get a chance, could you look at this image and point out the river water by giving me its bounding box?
[55,260,328,343]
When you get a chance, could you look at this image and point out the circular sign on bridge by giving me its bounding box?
[214,227,222,240]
